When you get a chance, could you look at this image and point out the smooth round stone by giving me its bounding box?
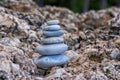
[47,20,59,25]
[43,25,60,31]
[41,37,64,44]
[43,30,64,37]
[34,54,69,68]
[36,43,68,55]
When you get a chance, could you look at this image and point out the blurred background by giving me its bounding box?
[34,0,120,13]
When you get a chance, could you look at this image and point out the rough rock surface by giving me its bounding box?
[0,0,120,80]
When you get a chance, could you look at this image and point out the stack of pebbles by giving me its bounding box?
[34,20,69,68]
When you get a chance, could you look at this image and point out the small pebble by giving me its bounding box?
[79,31,86,40]
[11,63,20,72]
[110,48,120,60]
[64,50,79,62]
[36,43,68,55]
[41,37,64,44]
[34,77,44,80]
[43,25,60,31]
[115,39,120,45]
[43,30,64,37]
[75,43,80,49]
[34,54,69,68]
[47,20,59,25]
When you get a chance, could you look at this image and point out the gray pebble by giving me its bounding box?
[47,20,59,25]
[43,30,64,37]
[43,25,60,31]
[41,37,64,44]
[110,48,120,60]
[34,54,69,68]
[36,43,68,55]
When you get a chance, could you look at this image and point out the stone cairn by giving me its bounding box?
[34,20,69,69]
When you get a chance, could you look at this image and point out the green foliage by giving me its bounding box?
[34,0,119,13]
[0,0,4,2]
[89,0,100,10]
[70,0,83,13]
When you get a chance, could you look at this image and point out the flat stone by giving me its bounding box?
[34,54,69,68]
[36,43,68,55]
[43,30,64,37]
[41,37,64,44]
[47,20,59,25]
[43,25,60,31]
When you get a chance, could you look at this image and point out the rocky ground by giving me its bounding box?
[0,0,120,80]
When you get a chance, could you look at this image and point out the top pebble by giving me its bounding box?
[47,20,59,25]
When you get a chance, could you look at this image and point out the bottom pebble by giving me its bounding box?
[34,54,69,68]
